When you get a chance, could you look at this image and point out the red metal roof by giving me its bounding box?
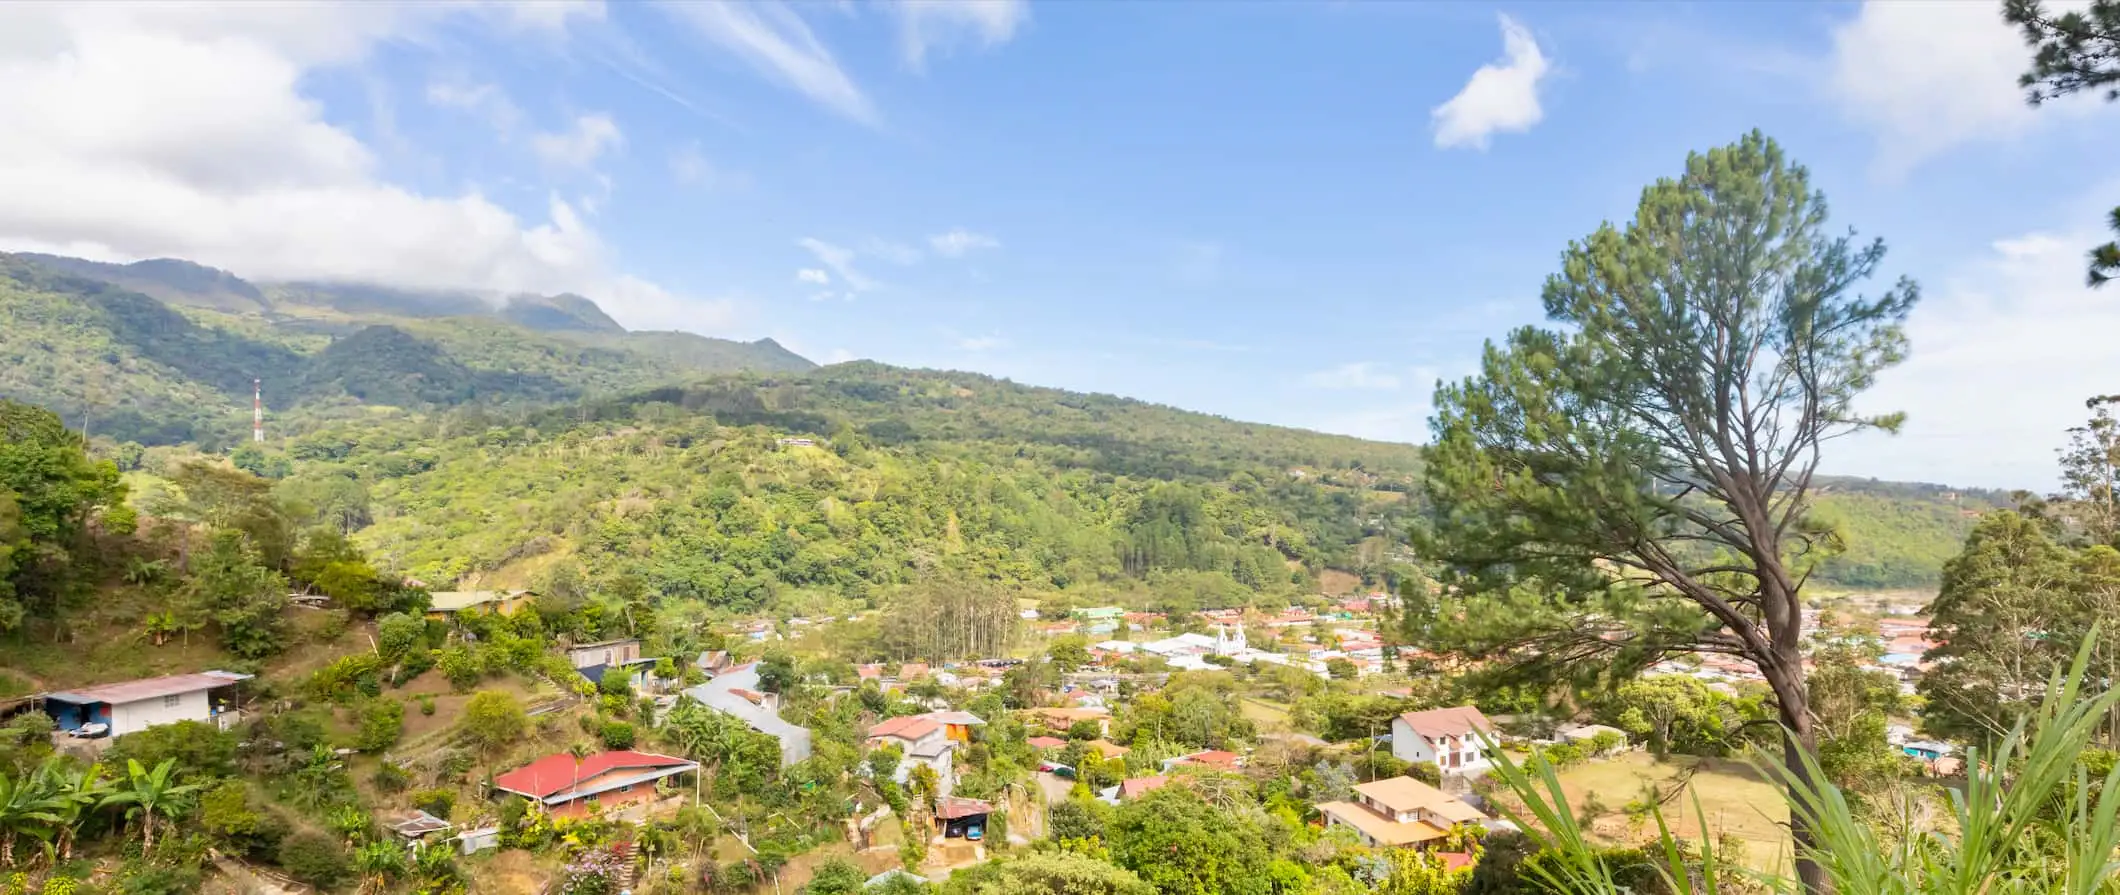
[1027,736,1067,749]
[1175,750,1240,768]
[1120,776,1171,799]
[45,671,250,705]
[492,751,695,801]
[935,796,993,820]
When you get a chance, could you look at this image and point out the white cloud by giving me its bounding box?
[796,268,831,285]
[1837,218,2120,490]
[863,237,924,266]
[958,333,1008,352]
[1827,0,2074,176]
[532,113,623,170]
[426,78,521,136]
[1432,14,1551,151]
[658,0,876,124]
[797,237,877,292]
[0,3,738,336]
[890,0,1030,69]
[1303,362,1404,391]
[929,228,999,257]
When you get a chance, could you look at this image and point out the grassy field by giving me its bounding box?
[1239,697,1292,727]
[1535,751,1792,874]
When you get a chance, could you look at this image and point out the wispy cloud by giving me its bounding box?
[863,237,924,266]
[958,333,1008,352]
[1432,14,1552,150]
[890,0,1031,69]
[426,78,521,136]
[796,268,831,285]
[533,113,624,170]
[659,1,876,124]
[1303,362,1404,391]
[797,237,877,292]
[929,228,999,257]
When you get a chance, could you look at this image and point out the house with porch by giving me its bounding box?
[1315,775,1488,849]
[491,750,698,820]
[42,670,252,737]
[867,711,986,800]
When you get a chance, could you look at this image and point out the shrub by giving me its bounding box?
[437,645,483,691]
[458,691,527,753]
[410,788,456,820]
[371,762,411,793]
[355,698,405,752]
[1408,761,1442,786]
[276,831,351,888]
[106,720,237,778]
[600,721,637,750]
[418,694,437,716]
[597,674,633,698]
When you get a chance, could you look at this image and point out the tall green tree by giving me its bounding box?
[1920,511,2079,742]
[1418,131,1917,894]
[2005,0,2120,286]
[0,399,124,633]
[1105,785,1270,895]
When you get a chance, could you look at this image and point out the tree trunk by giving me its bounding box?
[1763,650,1827,895]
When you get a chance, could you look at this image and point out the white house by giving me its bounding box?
[1390,706,1495,775]
[42,670,253,737]
[866,711,984,800]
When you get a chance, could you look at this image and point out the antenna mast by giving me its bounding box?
[253,379,264,443]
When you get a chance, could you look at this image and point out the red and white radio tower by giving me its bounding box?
[252,379,264,443]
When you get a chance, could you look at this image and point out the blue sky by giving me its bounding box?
[0,1,2115,490]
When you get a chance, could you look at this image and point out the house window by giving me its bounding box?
[163,694,181,708]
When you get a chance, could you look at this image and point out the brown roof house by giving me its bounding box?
[1316,776,1488,849]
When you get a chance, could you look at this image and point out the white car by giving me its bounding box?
[69,722,109,739]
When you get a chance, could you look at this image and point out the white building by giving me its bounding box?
[1390,706,1495,775]
[43,670,252,737]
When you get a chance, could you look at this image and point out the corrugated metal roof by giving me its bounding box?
[682,664,813,768]
[45,670,251,705]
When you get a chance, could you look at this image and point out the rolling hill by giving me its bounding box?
[0,252,814,446]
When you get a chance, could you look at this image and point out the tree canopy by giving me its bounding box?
[1417,131,1917,893]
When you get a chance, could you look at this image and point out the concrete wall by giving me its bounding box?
[110,689,211,737]
[1390,719,1438,765]
[549,784,660,820]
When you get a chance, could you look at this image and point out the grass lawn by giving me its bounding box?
[1240,697,1292,727]
[1540,751,1792,874]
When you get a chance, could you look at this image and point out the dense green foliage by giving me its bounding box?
[1807,480,2008,589]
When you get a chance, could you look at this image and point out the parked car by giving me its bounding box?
[1040,762,1076,779]
[965,822,984,841]
[69,722,109,739]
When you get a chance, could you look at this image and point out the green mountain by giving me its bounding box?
[500,292,624,333]
[0,252,815,446]
[302,364,1427,606]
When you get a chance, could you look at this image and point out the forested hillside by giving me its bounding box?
[0,252,814,447]
[277,365,1428,613]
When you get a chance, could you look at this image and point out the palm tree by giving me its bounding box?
[36,759,114,862]
[0,768,64,867]
[101,758,201,853]
[568,741,595,810]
